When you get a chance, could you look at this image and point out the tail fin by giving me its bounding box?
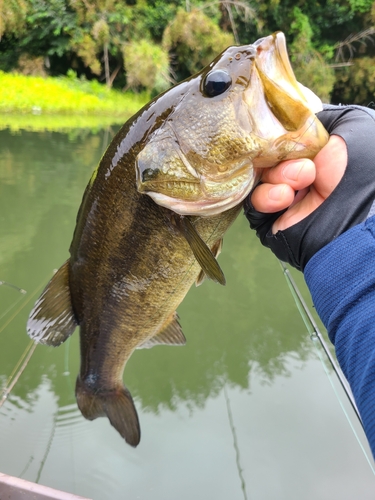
[75,377,140,447]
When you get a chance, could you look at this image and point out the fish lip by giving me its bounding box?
[137,178,201,197]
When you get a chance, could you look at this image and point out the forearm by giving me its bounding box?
[304,214,375,456]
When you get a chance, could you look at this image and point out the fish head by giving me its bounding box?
[136,32,329,216]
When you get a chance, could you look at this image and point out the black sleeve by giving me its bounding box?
[244,104,375,271]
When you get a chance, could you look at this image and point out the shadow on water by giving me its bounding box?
[1,126,374,499]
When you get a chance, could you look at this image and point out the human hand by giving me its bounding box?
[250,135,347,233]
[244,104,375,271]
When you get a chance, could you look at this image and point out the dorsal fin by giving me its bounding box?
[174,215,226,286]
[138,312,186,349]
[196,238,223,286]
[27,260,78,346]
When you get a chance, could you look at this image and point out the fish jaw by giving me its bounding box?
[140,163,255,216]
[253,32,324,115]
[251,112,329,169]
[248,32,329,165]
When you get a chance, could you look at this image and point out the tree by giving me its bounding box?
[0,0,28,40]
[1,0,375,101]
[288,7,335,102]
[123,39,170,95]
[162,7,234,79]
[68,0,132,87]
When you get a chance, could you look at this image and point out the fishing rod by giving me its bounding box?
[0,341,37,408]
[0,281,27,324]
[279,260,364,429]
[0,276,51,405]
[0,280,27,294]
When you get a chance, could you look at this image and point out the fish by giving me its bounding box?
[27,32,328,447]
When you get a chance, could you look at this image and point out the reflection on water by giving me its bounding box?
[1,127,375,499]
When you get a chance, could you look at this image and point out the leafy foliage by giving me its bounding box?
[0,0,375,102]
[163,8,234,78]
[332,57,375,104]
[67,0,132,85]
[0,70,149,115]
[123,39,170,95]
[288,7,335,102]
[0,0,28,38]
[22,0,76,57]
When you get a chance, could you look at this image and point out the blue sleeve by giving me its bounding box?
[304,214,375,456]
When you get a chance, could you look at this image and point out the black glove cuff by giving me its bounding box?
[243,188,287,248]
[244,194,303,270]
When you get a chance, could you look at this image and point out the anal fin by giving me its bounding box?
[27,260,78,347]
[138,312,186,349]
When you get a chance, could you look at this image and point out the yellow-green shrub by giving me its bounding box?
[0,71,149,115]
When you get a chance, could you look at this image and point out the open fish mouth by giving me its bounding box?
[253,32,323,116]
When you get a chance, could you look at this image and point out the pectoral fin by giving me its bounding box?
[27,260,78,346]
[138,312,186,349]
[196,238,223,286]
[175,215,226,286]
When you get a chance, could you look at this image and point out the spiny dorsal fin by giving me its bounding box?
[175,215,226,286]
[138,312,186,349]
[196,238,223,286]
[27,260,78,347]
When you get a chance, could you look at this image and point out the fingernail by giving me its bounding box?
[268,185,285,201]
[283,161,305,182]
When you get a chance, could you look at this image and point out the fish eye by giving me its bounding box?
[202,70,232,97]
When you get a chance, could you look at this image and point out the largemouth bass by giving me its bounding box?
[27,33,328,447]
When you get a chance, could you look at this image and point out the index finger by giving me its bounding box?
[259,158,316,189]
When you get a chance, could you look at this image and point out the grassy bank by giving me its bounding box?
[0,71,150,126]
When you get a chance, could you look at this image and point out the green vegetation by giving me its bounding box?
[0,71,149,116]
[1,0,375,108]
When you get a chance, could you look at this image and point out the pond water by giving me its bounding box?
[0,125,374,499]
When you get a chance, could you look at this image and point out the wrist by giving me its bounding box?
[304,215,375,344]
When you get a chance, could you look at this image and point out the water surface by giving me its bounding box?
[0,126,374,499]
